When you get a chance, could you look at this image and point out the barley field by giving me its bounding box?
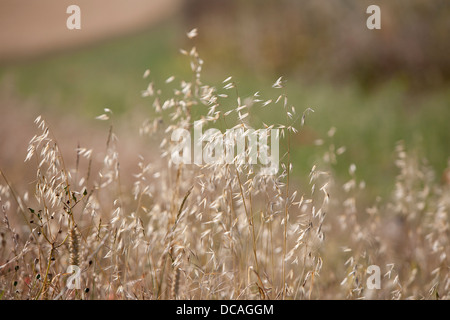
[0,1,449,300]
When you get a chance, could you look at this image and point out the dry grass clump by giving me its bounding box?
[0,31,448,300]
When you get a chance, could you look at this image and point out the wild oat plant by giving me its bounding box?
[0,32,448,300]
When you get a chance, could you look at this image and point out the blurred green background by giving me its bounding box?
[1,0,449,199]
